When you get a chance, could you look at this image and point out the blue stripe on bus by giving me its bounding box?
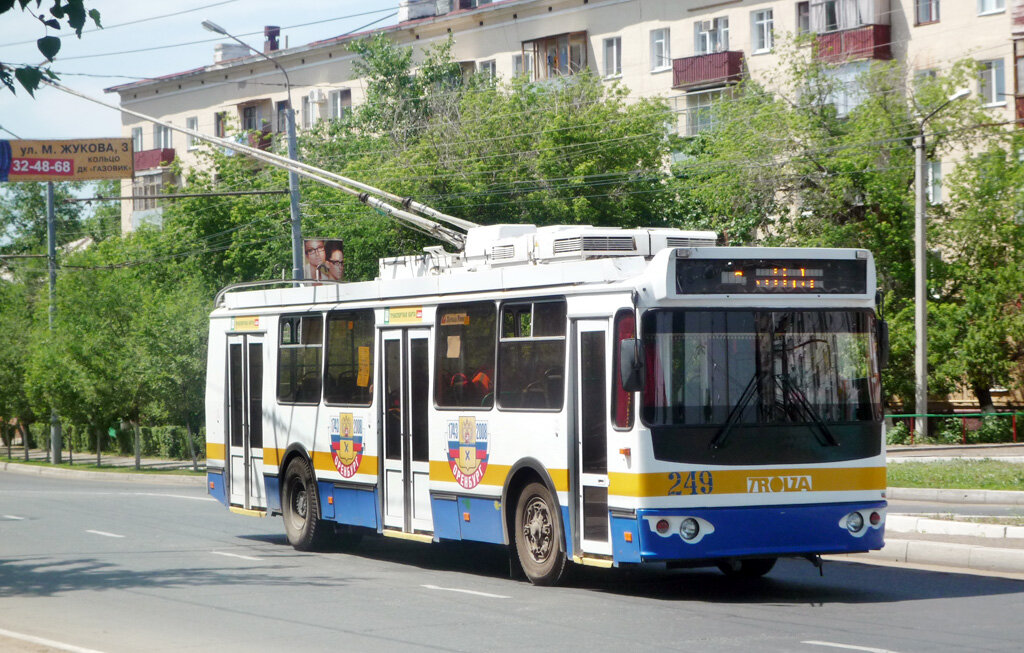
[632,501,886,562]
[207,471,226,506]
[430,495,505,544]
[265,476,281,513]
[431,495,461,540]
[331,485,379,530]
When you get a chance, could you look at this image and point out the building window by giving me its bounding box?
[131,127,143,152]
[277,314,323,404]
[186,116,198,150]
[328,89,351,121]
[927,161,942,205]
[241,105,262,131]
[751,9,774,54]
[132,171,165,212]
[512,51,534,79]
[154,124,172,149]
[301,95,311,129]
[916,0,939,24]
[979,59,1005,106]
[1016,40,1024,98]
[826,60,870,117]
[214,111,226,138]
[276,100,290,133]
[977,0,1005,15]
[681,89,724,136]
[603,37,622,77]
[650,28,670,71]
[478,59,496,78]
[523,32,587,81]
[797,2,810,34]
[695,17,729,55]
[811,0,873,33]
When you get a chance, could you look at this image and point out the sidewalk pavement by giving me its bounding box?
[3,448,1024,576]
[1,448,204,486]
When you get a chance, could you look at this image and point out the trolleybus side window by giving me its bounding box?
[277,314,323,404]
[324,309,374,406]
[611,308,636,429]
[435,301,496,409]
[497,299,567,410]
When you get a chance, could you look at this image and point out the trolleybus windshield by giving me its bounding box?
[640,310,882,465]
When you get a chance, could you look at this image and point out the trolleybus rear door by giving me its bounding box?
[226,333,266,511]
[381,328,433,533]
[575,320,611,556]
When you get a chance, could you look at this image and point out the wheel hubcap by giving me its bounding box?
[522,496,552,563]
[289,479,307,528]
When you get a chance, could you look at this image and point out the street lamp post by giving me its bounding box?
[202,20,304,280]
[913,88,969,440]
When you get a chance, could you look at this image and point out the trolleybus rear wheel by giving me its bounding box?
[282,457,325,551]
[717,557,777,578]
[514,481,566,586]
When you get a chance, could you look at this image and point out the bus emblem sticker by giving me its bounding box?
[447,417,489,488]
[329,413,363,478]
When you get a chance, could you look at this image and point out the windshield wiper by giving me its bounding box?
[708,371,760,450]
[775,374,840,447]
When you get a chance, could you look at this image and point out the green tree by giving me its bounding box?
[0,181,85,254]
[0,0,100,95]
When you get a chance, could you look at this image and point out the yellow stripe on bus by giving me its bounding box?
[207,442,225,461]
[427,461,568,492]
[608,466,885,498]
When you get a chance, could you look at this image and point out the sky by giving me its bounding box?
[0,0,400,141]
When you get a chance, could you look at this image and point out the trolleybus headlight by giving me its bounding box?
[845,512,864,533]
[679,517,700,541]
[656,519,670,534]
[869,511,881,526]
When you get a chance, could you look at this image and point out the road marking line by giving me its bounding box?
[0,626,107,653]
[3,515,24,520]
[421,584,509,599]
[212,551,263,561]
[803,641,901,653]
[85,530,125,538]
[131,492,216,502]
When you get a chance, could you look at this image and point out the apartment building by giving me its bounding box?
[107,0,1021,232]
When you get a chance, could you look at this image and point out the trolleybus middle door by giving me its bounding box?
[381,328,433,533]
[226,333,266,511]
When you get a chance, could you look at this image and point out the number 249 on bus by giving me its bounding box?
[668,471,714,495]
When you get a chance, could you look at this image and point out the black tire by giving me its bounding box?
[717,557,777,578]
[514,481,566,586]
[282,457,326,551]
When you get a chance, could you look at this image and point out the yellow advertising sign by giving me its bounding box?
[356,346,371,387]
[1,138,134,182]
[385,306,423,324]
[231,316,261,332]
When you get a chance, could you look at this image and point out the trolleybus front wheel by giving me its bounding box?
[717,557,777,578]
[514,481,566,586]
[282,457,325,551]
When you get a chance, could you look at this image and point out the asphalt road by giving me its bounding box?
[3,472,1024,653]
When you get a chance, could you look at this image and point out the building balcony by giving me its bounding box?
[672,51,744,90]
[133,148,175,171]
[815,24,891,63]
[1016,96,1024,128]
[247,127,273,150]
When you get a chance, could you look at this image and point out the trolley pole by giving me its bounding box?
[46,181,62,464]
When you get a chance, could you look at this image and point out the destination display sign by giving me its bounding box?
[676,258,867,294]
[0,138,134,182]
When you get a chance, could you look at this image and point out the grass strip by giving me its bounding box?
[888,459,1024,492]
[1,457,204,476]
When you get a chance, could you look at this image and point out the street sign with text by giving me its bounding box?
[0,138,134,182]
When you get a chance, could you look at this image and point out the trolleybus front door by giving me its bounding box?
[381,328,433,533]
[226,333,266,511]
[575,320,611,556]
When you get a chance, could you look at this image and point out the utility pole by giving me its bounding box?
[202,20,304,280]
[913,88,970,440]
[46,181,62,464]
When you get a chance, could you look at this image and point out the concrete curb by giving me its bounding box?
[1,460,205,486]
[888,487,1024,506]
[889,456,1024,464]
[887,514,1024,540]
[843,538,1024,575]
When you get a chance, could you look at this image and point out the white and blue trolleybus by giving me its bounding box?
[206,223,888,584]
